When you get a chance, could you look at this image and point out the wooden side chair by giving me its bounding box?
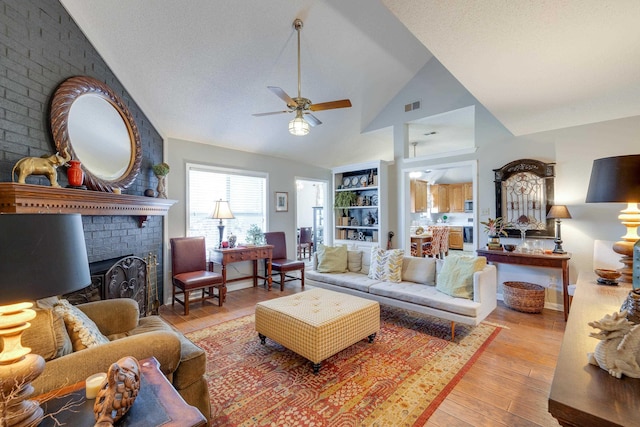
[264,231,305,291]
[170,236,225,315]
[297,227,314,260]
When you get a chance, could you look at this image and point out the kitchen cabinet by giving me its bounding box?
[464,182,473,201]
[448,226,464,250]
[410,179,428,213]
[449,184,465,213]
[430,184,449,213]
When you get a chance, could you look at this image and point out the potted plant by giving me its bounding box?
[481,217,510,249]
[481,217,509,237]
[334,191,358,225]
[246,224,264,245]
[152,162,170,198]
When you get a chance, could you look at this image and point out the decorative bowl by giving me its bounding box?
[594,268,622,280]
[503,244,517,252]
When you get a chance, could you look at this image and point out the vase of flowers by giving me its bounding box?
[152,162,170,198]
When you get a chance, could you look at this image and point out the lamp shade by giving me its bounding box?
[585,155,640,203]
[211,200,234,219]
[289,111,309,136]
[547,205,572,219]
[0,213,91,304]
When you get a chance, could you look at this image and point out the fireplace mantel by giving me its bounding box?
[0,183,176,227]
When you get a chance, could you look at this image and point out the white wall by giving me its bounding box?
[164,137,330,300]
[366,56,640,310]
[163,58,640,313]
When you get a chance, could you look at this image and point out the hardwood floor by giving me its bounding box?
[160,285,565,427]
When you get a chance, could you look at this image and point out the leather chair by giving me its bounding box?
[264,231,305,291]
[297,227,313,260]
[170,236,225,315]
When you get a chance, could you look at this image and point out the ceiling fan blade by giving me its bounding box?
[268,86,297,108]
[309,99,352,111]
[304,113,322,127]
[252,110,290,117]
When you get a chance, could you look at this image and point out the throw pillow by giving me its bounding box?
[361,249,372,275]
[368,248,404,283]
[21,308,73,361]
[401,256,436,285]
[436,256,487,300]
[347,250,363,272]
[53,299,110,351]
[316,244,348,273]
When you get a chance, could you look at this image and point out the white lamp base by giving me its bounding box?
[0,303,46,427]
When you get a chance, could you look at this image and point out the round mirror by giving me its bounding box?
[50,76,142,192]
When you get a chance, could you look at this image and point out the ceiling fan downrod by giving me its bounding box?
[293,19,303,101]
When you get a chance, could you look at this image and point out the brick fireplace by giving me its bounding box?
[1,1,169,302]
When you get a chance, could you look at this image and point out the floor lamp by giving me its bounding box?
[547,205,572,254]
[0,214,91,426]
[211,200,235,248]
[586,154,640,284]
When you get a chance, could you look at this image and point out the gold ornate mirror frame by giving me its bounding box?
[50,76,142,192]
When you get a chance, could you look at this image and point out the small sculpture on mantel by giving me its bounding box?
[587,310,640,379]
[11,147,71,187]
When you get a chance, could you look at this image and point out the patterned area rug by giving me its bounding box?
[187,306,500,427]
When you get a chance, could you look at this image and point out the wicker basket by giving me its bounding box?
[503,281,545,313]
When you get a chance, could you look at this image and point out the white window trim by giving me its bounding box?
[185,162,269,243]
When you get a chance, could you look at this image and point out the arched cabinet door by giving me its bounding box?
[493,158,555,238]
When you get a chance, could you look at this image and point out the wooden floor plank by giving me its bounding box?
[160,286,563,426]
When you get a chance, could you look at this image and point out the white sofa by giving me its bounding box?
[305,248,497,337]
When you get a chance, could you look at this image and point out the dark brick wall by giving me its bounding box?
[0,0,166,297]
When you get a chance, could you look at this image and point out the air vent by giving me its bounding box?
[404,100,421,112]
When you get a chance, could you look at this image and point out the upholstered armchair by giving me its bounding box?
[25,298,211,424]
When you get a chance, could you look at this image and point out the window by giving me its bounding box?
[187,163,267,251]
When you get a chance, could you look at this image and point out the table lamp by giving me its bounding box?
[211,200,234,248]
[586,154,640,283]
[547,205,572,254]
[0,213,91,426]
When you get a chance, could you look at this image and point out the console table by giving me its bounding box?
[209,245,274,290]
[37,357,206,426]
[476,249,572,320]
[548,271,639,426]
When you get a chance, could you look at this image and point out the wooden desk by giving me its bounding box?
[476,249,572,320]
[38,357,206,426]
[210,245,273,290]
[549,272,639,426]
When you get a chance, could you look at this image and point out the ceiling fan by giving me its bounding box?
[252,19,352,136]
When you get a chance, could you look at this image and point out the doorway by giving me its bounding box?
[402,160,477,255]
[295,179,327,260]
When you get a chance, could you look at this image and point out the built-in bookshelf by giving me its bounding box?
[332,161,387,247]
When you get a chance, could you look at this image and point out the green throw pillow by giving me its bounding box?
[436,256,487,300]
[316,244,348,273]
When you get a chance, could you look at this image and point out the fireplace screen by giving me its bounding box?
[63,255,149,317]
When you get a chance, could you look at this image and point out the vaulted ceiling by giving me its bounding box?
[60,0,640,168]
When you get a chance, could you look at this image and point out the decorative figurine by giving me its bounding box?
[93,356,141,426]
[587,311,640,378]
[152,162,170,199]
[11,147,71,187]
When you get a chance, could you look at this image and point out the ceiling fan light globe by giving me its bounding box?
[289,116,309,136]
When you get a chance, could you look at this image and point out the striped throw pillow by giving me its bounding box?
[368,248,404,283]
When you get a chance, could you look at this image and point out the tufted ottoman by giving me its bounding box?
[255,288,380,373]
